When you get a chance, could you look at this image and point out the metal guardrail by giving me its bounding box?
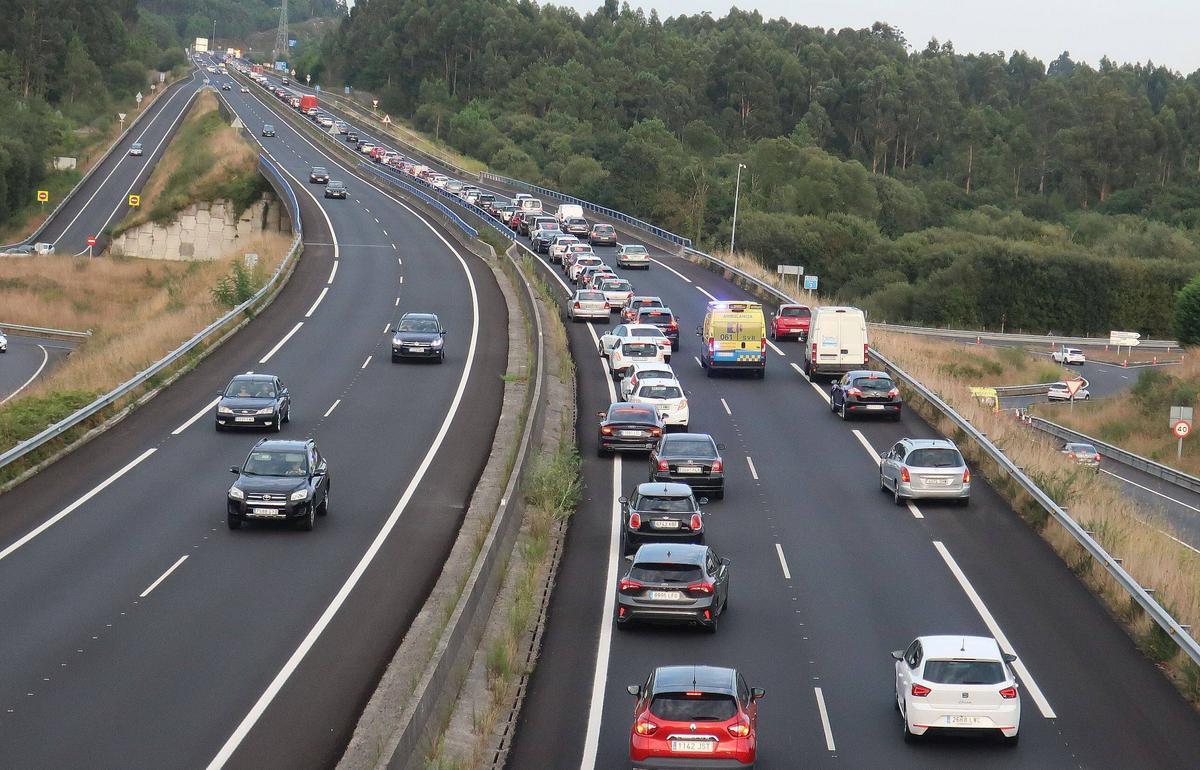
[357,163,479,238]
[992,382,1058,397]
[0,323,92,340]
[1027,416,1200,496]
[480,172,693,249]
[0,154,302,474]
[870,322,1179,350]
[680,238,1200,667]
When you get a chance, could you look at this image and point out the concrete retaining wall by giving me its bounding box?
[110,194,287,260]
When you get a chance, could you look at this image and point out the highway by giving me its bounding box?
[0,332,74,405]
[0,57,508,768]
[251,74,1200,768]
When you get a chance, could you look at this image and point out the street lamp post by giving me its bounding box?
[729,163,747,254]
[212,20,217,51]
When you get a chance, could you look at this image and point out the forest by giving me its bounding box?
[318,0,1200,335]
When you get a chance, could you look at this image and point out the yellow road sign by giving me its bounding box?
[36,190,48,202]
[128,194,141,207]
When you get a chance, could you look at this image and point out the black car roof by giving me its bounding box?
[607,403,658,418]
[652,665,737,696]
[252,438,309,451]
[662,432,716,445]
[228,373,275,383]
[634,482,694,498]
[401,312,439,321]
[634,542,707,565]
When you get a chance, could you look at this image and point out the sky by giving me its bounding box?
[555,0,1200,74]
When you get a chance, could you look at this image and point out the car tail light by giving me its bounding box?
[629,512,642,530]
[864,343,870,359]
[657,459,670,471]
[1093,453,1101,461]
[668,321,678,331]
[634,718,658,736]
[708,337,716,353]
[963,468,971,483]
[811,341,818,359]
[999,686,1018,699]
[761,338,767,355]
[619,579,643,593]
[900,467,910,483]
[911,683,931,697]
[847,387,863,397]
[887,387,900,398]
[601,426,613,435]
[687,581,714,594]
[573,302,581,309]
[728,721,751,738]
[689,513,702,530]
[711,459,723,473]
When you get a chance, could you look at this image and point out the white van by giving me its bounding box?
[519,197,543,215]
[803,306,868,378]
[556,203,583,222]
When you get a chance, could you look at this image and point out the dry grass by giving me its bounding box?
[872,329,1200,703]
[871,329,1069,388]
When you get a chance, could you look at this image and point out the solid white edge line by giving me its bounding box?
[1,344,49,405]
[647,257,692,283]
[0,448,157,563]
[172,396,222,435]
[258,321,303,364]
[814,687,836,751]
[323,399,341,418]
[695,285,717,300]
[1101,468,1200,513]
[327,260,339,284]
[774,543,792,580]
[720,397,731,416]
[765,339,786,357]
[851,429,880,466]
[139,554,189,598]
[746,455,759,480]
[304,287,329,318]
[207,165,483,770]
[361,355,372,369]
[810,380,831,404]
[931,541,1057,718]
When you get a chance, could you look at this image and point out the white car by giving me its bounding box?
[581,267,617,290]
[893,635,1020,745]
[620,362,676,401]
[240,86,249,93]
[570,290,610,322]
[32,242,55,255]
[1051,347,1086,365]
[608,338,668,381]
[616,243,651,269]
[0,328,7,353]
[597,277,633,310]
[548,235,579,263]
[598,324,671,361]
[569,255,604,283]
[429,175,448,188]
[129,142,143,157]
[628,378,688,428]
[1047,383,1090,401]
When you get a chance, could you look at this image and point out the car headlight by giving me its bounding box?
[431,338,443,347]
[218,406,234,414]
[228,486,245,500]
[290,488,310,501]
[256,407,275,415]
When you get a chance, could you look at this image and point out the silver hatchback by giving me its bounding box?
[879,438,970,506]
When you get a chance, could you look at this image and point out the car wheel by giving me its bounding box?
[1003,732,1020,747]
[273,415,283,432]
[438,350,445,363]
[597,342,605,357]
[703,612,719,634]
[597,445,612,458]
[615,614,632,631]
[902,708,918,743]
[705,364,715,378]
[318,487,330,516]
[227,513,242,530]
[957,496,970,507]
[215,423,226,432]
[283,405,291,424]
[880,471,887,492]
[297,505,315,531]
[713,488,724,500]
[894,484,905,506]
[830,396,837,413]
[621,533,633,556]
[839,401,848,420]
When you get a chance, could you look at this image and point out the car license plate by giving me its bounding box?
[646,590,684,601]
[678,466,702,474]
[235,417,255,422]
[651,520,680,529]
[251,507,284,517]
[407,347,424,353]
[867,404,885,410]
[669,739,715,753]
[620,430,643,437]
[945,715,985,726]
[928,477,953,486]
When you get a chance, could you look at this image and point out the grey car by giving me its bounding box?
[616,542,729,632]
[620,482,707,556]
[324,180,348,199]
[391,312,446,362]
[1061,442,1101,470]
[879,438,970,506]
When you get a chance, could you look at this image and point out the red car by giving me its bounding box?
[769,303,811,341]
[628,665,762,769]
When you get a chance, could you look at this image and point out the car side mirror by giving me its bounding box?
[618,496,628,505]
[695,327,702,336]
[315,461,328,475]
[627,685,641,697]
[719,556,731,567]
[596,411,607,420]
[750,687,765,700]
[715,443,726,451]
[891,650,905,661]
[440,330,447,336]
[698,497,709,506]
[1002,653,1017,663]
[230,466,240,474]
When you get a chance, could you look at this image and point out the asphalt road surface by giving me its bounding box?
[0,333,74,405]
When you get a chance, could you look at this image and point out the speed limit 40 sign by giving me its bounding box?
[1172,420,1191,439]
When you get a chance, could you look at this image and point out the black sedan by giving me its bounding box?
[830,369,902,420]
[227,438,330,531]
[616,543,730,632]
[597,403,665,457]
[621,482,706,556]
[261,124,275,137]
[215,374,291,431]
[391,312,446,362]
[309,166,329,184]
[324,180,348,199]
[648,433,725,498]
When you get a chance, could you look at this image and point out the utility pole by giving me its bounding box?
[729,163,747,254]
[273,0,289,64]
[212,19,217,51]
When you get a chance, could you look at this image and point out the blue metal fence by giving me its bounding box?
[358,162,481,238]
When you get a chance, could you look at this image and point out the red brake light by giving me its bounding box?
[864,343,870,358]
[708,337,715,352]
[634,718,658,736]
[573,301,581,309]
[1093,453,1101,461]
[629,512,642,529]
[685,691,704,696]
[619,578,643,592]
[761,338,767,354]
[847,387,863,397]
[911,683,931,697]
[689,513,702,530]
[811,341,818,358]
[999,686,1018,699]
[668,321,678,330]
[657,459,669,471]
[887,387,900,398]
[687,581,714,594]
[711,459,723,473]
[900,467,911,483]
[728,721,751,738]
[963,468,971,483]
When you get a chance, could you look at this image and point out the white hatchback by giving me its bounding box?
[597,277,634,311]
[608,338,667,381]
[628,377,688,428]
[620,362,676,401]
[893,635,1021,744]
[569,255,604,283]
[598,324,672,361]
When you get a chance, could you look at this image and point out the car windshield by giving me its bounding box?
[852,377,894,392]
[398,318,439,333]
[243,450,307,477]
[780,306,810,317]
[635,495,695,513]
[623,343,658,356]
[578,258,602,267]
[225,380,276,398]
[312,168,326,174]
[629,563,703,583]
[329,182,345,189]
[607,406,659,424]
[649,693,737,722]
[663,438,717,458]
[578,291,605,301]
[570,245,592,253]
[906,448,964,468]
[923,659,1006,685]
[638,384,682,400]
[635,299,663,309]
[623,245,648,254]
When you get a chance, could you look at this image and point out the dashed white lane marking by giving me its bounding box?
[304,287,329,318]
[259,322,303,364]
[173,397,221,435]
[906,502,925,520]
[693,356,702,367]
[383,324,391,334]
[0,448,157,563]
[851,430,880,465]
[774,543,792,580]
[765,339,786,356]
[721,398,732,416]
[814,687,836,751]
[392,243,398,250]
[323,399,341,418]
[140,555,188,598]
[361,356,372,369]
[790,362,805,376]
[399,276,404,284]
[397,257,403,265]
[395,297,400,306]
[746,456,759,480]
[647,257,692,283]
[809,379,831,404]
[932,541,1057,718]
[382,229,388,236]
[695,285,717,300]
[327,260,338,284]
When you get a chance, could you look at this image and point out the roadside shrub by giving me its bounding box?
[211,261,259,308]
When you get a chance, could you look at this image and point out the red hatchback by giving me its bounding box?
[628,665,762,769]
[769,304,811,341]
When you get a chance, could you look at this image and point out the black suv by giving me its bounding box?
[620,482,707,556]
[215,374,291,431]
[636,307,679,350]
[616,543,730,632]
[391,312,446,362]
[261,124,275,137]
[309,166,329,184]
[649,433,725,498]
[324,180,348,199]
[227,439,330,530]
[346,130,359,143]
[830,369,902,420]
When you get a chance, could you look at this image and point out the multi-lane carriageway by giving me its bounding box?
[251,66,1200,768]
[0,60,509,767]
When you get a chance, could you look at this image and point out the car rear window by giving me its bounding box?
[578,291,605,301]
[623,343,658,356]
[567,218,588,226]
[634,369,673,382]
[602,280,631,291]
[623,245,648,254]
[923,660,1006,685]
[608,406,658,424]
[638,384,682,400]
[649,693,737,722]
[593,225,614,233]
[635,495,695,513]
[663,438,717,458]
[631,328,664,338]
[639,310,674,324]
[906,448,963,468]
[780,306,810,317]
[852,377,895,392]
[1067,443,1097,453]
[629,563,703,583]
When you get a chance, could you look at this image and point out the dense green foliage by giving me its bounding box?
[320,0,1200,335]
[141,0,344,46]
[1174,274,1200,344]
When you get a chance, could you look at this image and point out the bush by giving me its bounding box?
[1173,272,1200,345]
[211,261,260,308]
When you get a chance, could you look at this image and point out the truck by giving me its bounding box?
[803,306,868,378]
[1052,347,1086,365]
[299,94,318,113]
